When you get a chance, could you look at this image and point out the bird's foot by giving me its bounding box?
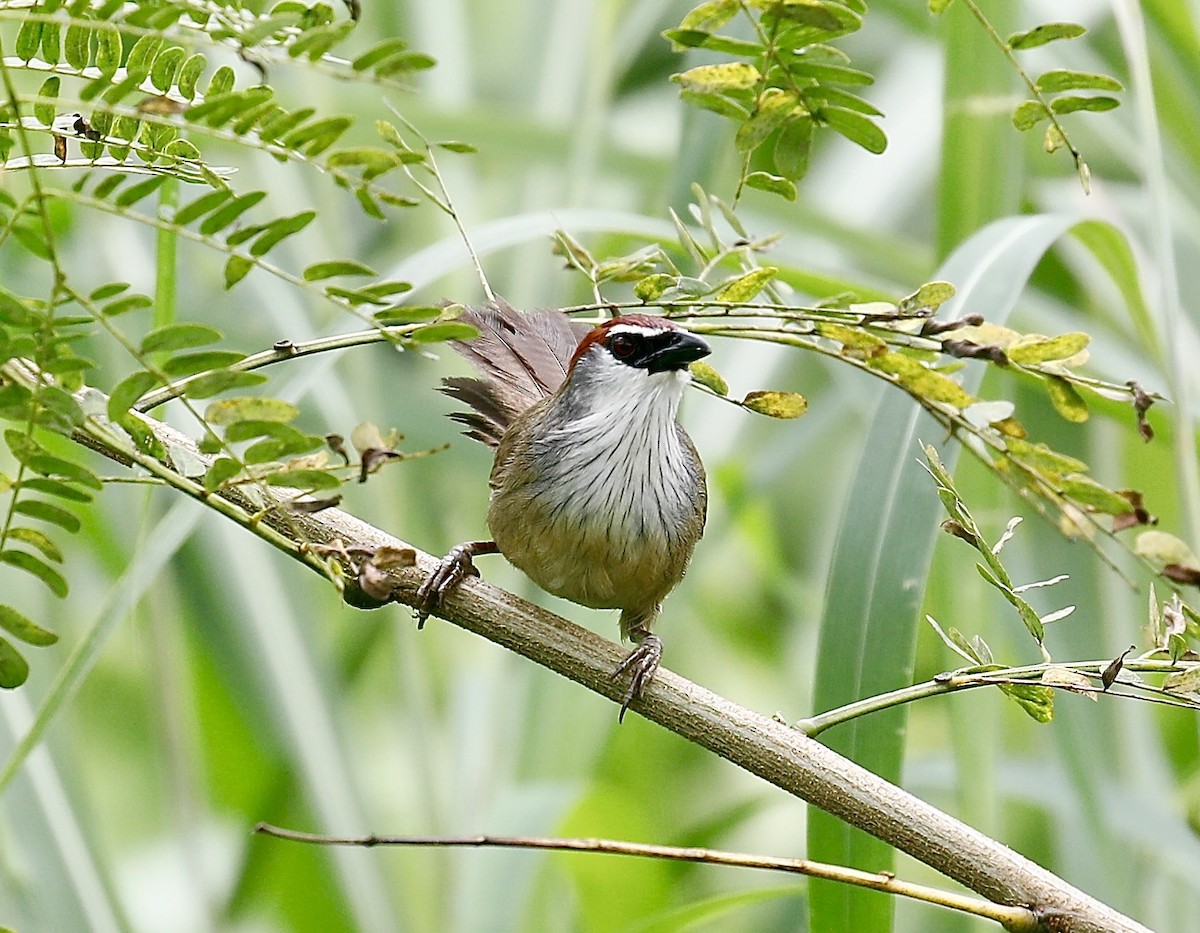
[611,634,662,722]
[414,540,497,628]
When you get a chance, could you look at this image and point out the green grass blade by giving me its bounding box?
[807,213,1085,932]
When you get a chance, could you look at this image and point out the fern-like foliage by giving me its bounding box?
[0,0,470,686]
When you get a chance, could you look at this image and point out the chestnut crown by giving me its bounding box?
[570,315,711,375]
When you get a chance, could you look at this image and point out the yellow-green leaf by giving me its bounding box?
[634,274,676,302]
[671,62,762,95]
[716,267,777,302]
[689,360,728,396]
[1135,531,1200,572]
[1045,376,1089,422]
[816,322,887,355]
[868,352,975,408]
[742,390,807,419]
[205,397,299,426]
[1004,439,1087,477]
[1007,332,1090,365]
[0,604,58,647]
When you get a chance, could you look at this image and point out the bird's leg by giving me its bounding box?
[415,540,499,628]
[612,615,663,722]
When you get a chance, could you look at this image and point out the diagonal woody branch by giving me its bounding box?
[2,359,1151,933]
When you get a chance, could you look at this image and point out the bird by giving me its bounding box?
[416,299,710,718]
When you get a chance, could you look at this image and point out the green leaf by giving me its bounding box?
[689,360,728,396]
[1058,475,1134,515]
[249,211,316,256]
[206,397,299,426]
[172,189,234,227]
[114,175,170,208]
[715,267,777,302]
[1049,95,1120,116]
[435,141,477,154]
[281,116,354,156]
[0,637,29,689]
[743,171,797,200]
[177,53,207,100]
[125,34,164,83]
[203,457,242,491]
[224,255,254,289]
[373,305,443,325]
[22,478,92,503]
[1044,375,1089,422]
[206,65,236,97]
[736,90,800,152]
[1012,100,1050,131]
[741,390,808,418]
[7,528,63,564]
[788,60,874,86]
[998,682,1055,722]
[1036,69,1123,94]
[407,322,480,343]
[161,350,247,379]
[26,454,102,489]
[15,18,44,62]
[95,24,122,77]
[678,90,749,120]
[0,604,58,647]
[351,38,409,71]
[108,370,159,419]
[140,324,224,355]
[40,21,61,65]
[35,76,60,127]
[1007,22,1086,50]
[102,294,154,317]
[151,45,186,91]
[0,550,69,596]
[64,23,90,71]
[774,116,814,180]
[181,370,268,399]
[671,62,762,94]
[819,106,887,153]
[264,469,342,490]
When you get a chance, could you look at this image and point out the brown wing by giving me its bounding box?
[441,299,588,447]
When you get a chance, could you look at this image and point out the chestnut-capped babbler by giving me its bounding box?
[417,300,709,719]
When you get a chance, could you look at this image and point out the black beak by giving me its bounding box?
[645,331,711,373]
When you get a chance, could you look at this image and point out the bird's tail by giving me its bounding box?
[441,299,587,447]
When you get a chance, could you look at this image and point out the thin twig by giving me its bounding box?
[254,823,1041,931]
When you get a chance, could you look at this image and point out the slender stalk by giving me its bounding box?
[798,658,1200,737]
[153,178,178,332]
[254,823,1041,932]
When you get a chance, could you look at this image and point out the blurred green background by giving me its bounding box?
[1,0,1198,931]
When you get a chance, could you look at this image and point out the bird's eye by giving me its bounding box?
[609,334,636,359]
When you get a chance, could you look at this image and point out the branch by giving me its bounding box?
[22,370,1152,933]
[253,823,1040,931]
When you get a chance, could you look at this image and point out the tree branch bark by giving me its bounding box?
[5,362,1150,933]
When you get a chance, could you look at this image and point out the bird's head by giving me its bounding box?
[555,315,711,420]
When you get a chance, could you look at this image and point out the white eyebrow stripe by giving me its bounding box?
[606,324,672,338]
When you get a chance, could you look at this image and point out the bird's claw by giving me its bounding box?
[415,545,479,628]
[612,634,662,722]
